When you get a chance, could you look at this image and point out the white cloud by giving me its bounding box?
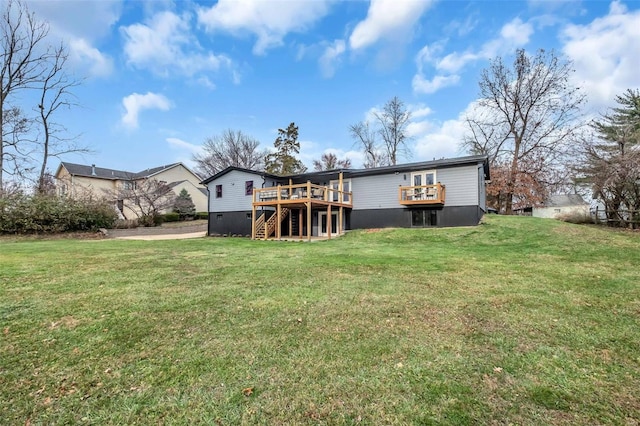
[410,105,434,119]
[29,0,122,41]
[319,39,346,78]
[561,1,640,109]
[349,0,434,50]
[413,117,469,160]
[197,0,332,55]
[412,74,460,94]
[69,38,113,78]
[122,11,233,78]
[27,1,120,78]
[167,137,203,155]
[413,17,533,95]
[121,92,172,129]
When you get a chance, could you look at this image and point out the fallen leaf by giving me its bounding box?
[242,387,254,397]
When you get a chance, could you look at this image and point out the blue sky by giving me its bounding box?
[26,0,640,177]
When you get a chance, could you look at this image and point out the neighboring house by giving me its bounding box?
[55,162,207,219]
[515,194,589,219]
[201,155,490,240]
[534,194,590,219]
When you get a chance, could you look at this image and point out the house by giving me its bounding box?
[532,194,589,219]
[55,162,207,219]
[201,155,490,240]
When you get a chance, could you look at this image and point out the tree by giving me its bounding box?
[1,106,34,184]
[463,49,585,214]
[313,152,351,171]
[1,0,50,193]
[193,129,267,177]
[116,179,175,226]
[36,44,86,194]
[265,122,307,175]
[0,0,84,194]
[375,96,411,165]
[349,96,411,167]
[579,89,640,227]
[349,121,388,168]
[173,188,196,220]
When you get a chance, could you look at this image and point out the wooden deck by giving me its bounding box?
[398,183,446,205]
[252,179,352,241]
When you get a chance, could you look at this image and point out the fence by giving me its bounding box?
[591,207,640,228]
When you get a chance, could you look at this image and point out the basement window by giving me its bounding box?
[216,214,223,221]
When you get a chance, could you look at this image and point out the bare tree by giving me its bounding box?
[349,121,388,168]
[1,105,34,183]
[36,44,86,194]
[193,129,267,177]
[463,49,585,214]
[313,152,351,171]
[579,89,640,227]
[374,96,411,165]
[0,0,52,193]
[115,178,175,227]
[349,96,411,167]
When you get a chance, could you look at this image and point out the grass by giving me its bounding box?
[1,215,639,425]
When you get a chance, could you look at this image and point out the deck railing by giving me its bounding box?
[398,183,446,205]
[254,182,352,206]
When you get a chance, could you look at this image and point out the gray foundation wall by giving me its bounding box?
[350,206,484,229]
[208,211,253,236]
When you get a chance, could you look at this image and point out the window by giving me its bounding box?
[246,213,252,220]
[245,180,254,196]
[411,170,436,199]
[123,181,137,190]
[216,184,222,198]
[329,179,351,203]
[411,170,436,186]
[216,214,223,221]
[59,184,67,196]
[411,209,438,227]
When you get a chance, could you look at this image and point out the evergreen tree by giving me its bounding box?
[173,188,196,219]
[265,122,307,175]
[580,89,640,227]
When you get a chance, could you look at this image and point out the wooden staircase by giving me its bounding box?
[255,207,290,239]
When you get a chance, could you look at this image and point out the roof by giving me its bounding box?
[201,155,489,184]
[200,166,278,185]
[540,194,588,208]
[58,162,184,181]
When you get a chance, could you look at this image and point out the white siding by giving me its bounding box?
[352,173,405,210]
[207,170,263,212]
[438,165,478,206]
[533,205,588,219]
[351,164,480,210]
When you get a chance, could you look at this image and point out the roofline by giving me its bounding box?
[200,166,279,185]
[200,155,489,184]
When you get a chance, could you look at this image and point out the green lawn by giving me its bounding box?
[1,216,639,424]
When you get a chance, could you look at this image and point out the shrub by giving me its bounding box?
[0,193,117,234]
[161,212,180,222]
[196,212,208,220]
[557,211,593,224]
[173,189,196,220]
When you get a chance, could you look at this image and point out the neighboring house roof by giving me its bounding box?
[57,161,200,182]
[539,194,588,208]
[201,155,489,185]
[168,180,208,197]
